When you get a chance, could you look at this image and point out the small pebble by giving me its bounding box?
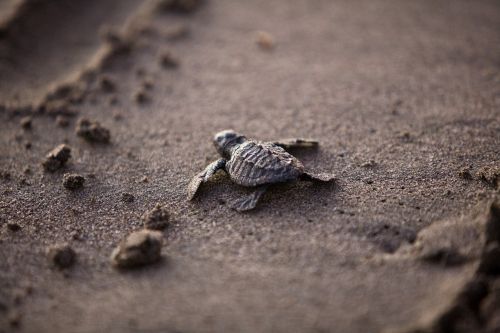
[256,31,274,50]
[111,230,163,269]
[62,173,85,190]
[47,244,76,269]
[42,144,71,172]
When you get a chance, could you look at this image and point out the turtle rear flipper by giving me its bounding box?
[187,158,226,200]
[230,186,268,212]
[273,138,319,150]
[300,172,335,182]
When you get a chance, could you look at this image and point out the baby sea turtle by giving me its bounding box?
[188,130,335,211]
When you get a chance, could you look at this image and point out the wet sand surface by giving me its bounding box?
[0,0,499,332]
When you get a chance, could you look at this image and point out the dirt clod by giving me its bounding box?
[142,79,154,91]
[7,309,21,327]
[47,244,76,269]
[157,0,203,13]
[134,90,150,104]
[111,230,163,269]
[20,116,32,129]
[361,160,376,168]
[458,167,473,180]
[62,173,85,190]
[55,115,70,127]
[0,170,11,180]
[109,96,119,106]
[43,100,79,117]
[76,118,111,143]
[99,26,132,55]
[164,23,190,40]
[142,204,170,230]
[121,192,135,203]
[99,76,116,93]
[159,51,179,69]
[42,144,71,172]
[397,131,412,143]
[477,165,500,188]
[7,222,21,232]
[71,231,82,241]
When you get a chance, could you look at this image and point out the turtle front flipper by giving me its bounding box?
[230,186,268,212]
[273,138,319,150]
[300,172,335,182]
[187,158,226,200]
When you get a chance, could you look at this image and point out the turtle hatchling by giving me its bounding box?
[188,130,335,211]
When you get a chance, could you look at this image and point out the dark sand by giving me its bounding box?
[0,0,499,332]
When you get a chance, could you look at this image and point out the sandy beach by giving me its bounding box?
[0,1,499,332]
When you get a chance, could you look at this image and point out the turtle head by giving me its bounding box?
[213,130,246,158]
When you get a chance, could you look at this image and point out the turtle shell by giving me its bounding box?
[226,141,304,187]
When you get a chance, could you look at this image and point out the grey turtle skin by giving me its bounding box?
[188,130,335,212]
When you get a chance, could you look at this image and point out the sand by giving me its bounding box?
[0,0,499,332]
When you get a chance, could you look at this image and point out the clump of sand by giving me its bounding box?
[111,230,163,269]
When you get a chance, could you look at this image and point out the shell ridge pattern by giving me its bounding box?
[227,141,304,186]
